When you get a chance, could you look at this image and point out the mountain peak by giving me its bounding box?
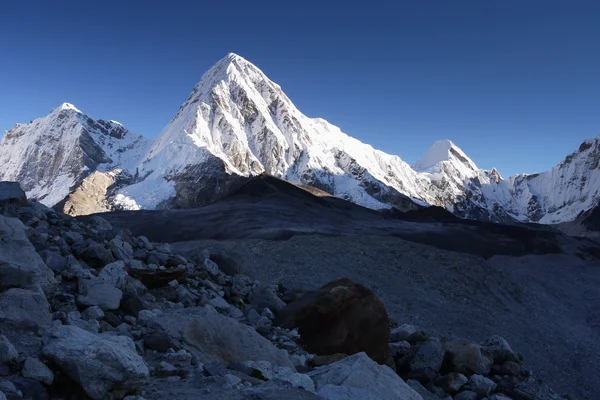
[56,102,81,113]
[412,140,478,174]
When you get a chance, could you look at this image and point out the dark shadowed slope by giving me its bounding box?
[84,175,600,259]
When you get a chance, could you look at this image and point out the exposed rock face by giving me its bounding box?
[57,170,121,216]
[42,325,149,399]
[277,278,390,364]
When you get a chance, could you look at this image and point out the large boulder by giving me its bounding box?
[77,283,123,310]
[0,182,27,217]
[0,288,51,332]
[276,278,390,364]
[0,216,55,293]
[42,325,149,399]
[148,306,294,367]
[443,340,493,376]
[308,352,423,400]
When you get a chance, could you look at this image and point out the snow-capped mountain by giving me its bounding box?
[0,103,149,206]
[1,53,598,229]
[115,53,432,211]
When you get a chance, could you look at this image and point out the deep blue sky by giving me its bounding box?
[1,1,599,177]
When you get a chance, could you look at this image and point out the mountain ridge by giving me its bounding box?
[1,53,598,228]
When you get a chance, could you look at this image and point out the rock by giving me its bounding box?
[390,341,411,358]
[0,182,27,217]
[38,251,68,274]
[42,325,149,399]
[454,390,478,400]
[98,261,129,289]
[148,306,294,367]
[77,243,115,269]
[128,268,184,289]
[442,372,468,393]
[308,352,422,400]
[87,216,113,232]
[0,390,5,400]
[0,216,55,293]
[109,238,134,261]
[67,311,100,334]
[21,357,54,385]
[488,394,513,400]
[120,292,145,317]
[481,335,518,363]
[8,376,49,400]
[409,339,444,378]
[209,296,231,311]
[77,283,123,310]
[81,306,105,321]
[390,324,417,342]
[210,254,244,276]
[277,278,389,364]
[0,288,51,332]
[202,258,219,276]
[137,236,153,251]
[244,360,315,392]
[443,340,493,376]
[232,274,253,296]
[468,374,497,397]
[144,330,176,352]
[0,336,18,364]
[63,231,84,245]
[250,284,286,312]
[309,354,349,367]
[406,380,440,400]
[492,360,523,377]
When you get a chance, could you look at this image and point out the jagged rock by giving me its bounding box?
[468,374,497,397]
[409,339,444,379]
[454,390,478,400]
[148,306,294,367]
[244,360,315,392]
[232,274,253,296]
[442,372,468,393]
[77,242,115,269]
[277,278,389,364]
[0,336,18,364]
[38,250,68,274]
[63,231,84,245]
[42,325,149,399]
[250,284,286,312]
[98,260,129,289]
[77,283,123,310]
[87,216,113,232]
[109,238,134,261]
[481,335,519,363]
[443,340,493,376]
[0,182,27,217]
[202,258,219,276]
[22,357,54,385]
[0,216,55,293]
[308,352,422,400]
[81,306,104,321]
[390,324,417,342]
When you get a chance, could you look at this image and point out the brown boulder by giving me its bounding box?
[276,278,390,364]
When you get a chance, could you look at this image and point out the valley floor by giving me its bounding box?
[173,235,600,400]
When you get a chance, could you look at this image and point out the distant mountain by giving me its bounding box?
[0,103,149,207]
[1,53,598,231]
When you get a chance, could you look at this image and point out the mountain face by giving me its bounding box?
[0,103,149,207]
[1,54,598,228]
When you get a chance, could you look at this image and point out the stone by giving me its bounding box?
[128,268,184,289]
[0,288,52,332]
[454,390,478,400]
[87,216,113,232]
[81,306,105,321]
[120,292,145,317]
[488,394,513,400]
[406,380,440,400]
[144,330,175,352]
[442,372,468,393]
[77,243,115,269]
[492,360,523,377]
[481,335,518,363]
[250,284,286,312]
[0,182,27,217]
[148,306,294,367]
[147,251,170,266]
[98,261,129,289]
[232,274,253,296]
[409,339,444,378]
[109,238,134,261]
[210,254,244,276]
[390,324,417,342]
[0,336,18,364]
[77,283,123,310]
[389,341,411,358]
[0,390,5,400]
[137,236,153,250]
[0,216,55,293]
[42,325,149,399]
[38,251,68,274]
[443,340,493,376]
[244,360,315,392]
[202,258,219,276]
[309,353,349,367]
[468,374,497,397]
[63,231,84,245]
[276,278,389,364]
[22,357,54,385]
[209,296,231,311]
[308,352,422,400]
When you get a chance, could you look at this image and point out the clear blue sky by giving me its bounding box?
[1,0,599,177]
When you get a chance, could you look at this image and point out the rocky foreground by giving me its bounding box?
[0,182,567,400]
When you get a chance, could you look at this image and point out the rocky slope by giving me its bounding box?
[0,181,567,400]
[1,54,599,227]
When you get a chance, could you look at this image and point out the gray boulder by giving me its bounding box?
[443,340,493,376]
[22,357,54,385]
[468,374,497,397]
[308,352,422,400]
[38,251,68,274]
[406,380,439,400]
[0,216,55,293]
[77,283,123,310]
[77,243,115,269]
[481,335,518,363]
[109,238,134,261]
[0,288,51,332]
[409,339,444,377]
[249,284,286,312]
[442,372,467,393]
[148,306,293,367]
[0,335,18,364]
[42,325,149,399]
[98,261,129,289]
[390,324,417,342]
[0,182,27,217]
[454,390,478,400]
